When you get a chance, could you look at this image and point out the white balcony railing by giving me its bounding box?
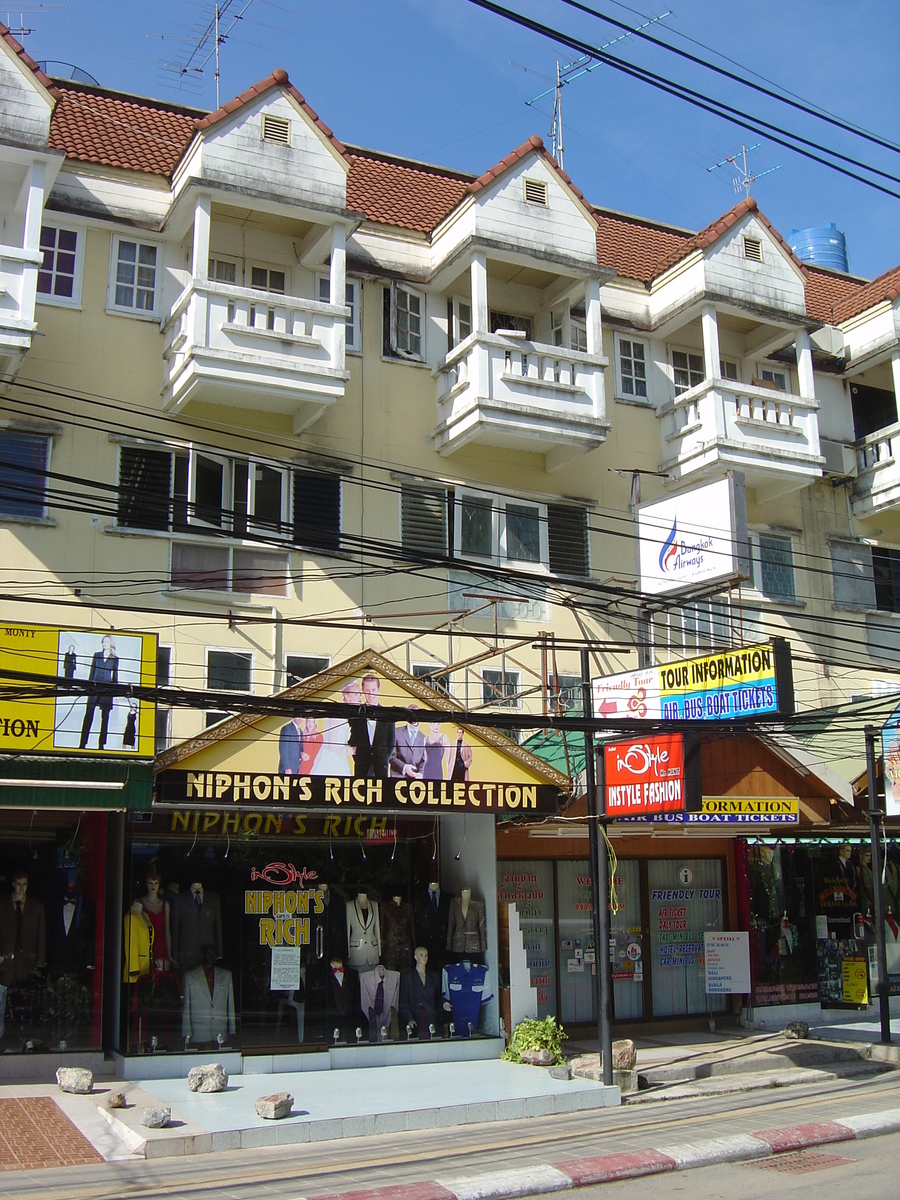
[659,377,822,488]
[432,331,608,468]
[161,279,349,425]
[852,420,900,517]
[0,243,42,387]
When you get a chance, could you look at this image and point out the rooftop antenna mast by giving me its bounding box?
[3,3,66,41]
[707,143,781,198]
[171,0,257,107]
[526,11,672,169]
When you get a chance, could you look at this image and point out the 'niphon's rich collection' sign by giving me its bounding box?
[155,770,562,815]
[601,733,700,816]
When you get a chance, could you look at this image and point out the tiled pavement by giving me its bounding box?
[0,1097,103,1171]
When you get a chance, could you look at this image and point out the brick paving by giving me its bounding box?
[0,1097,102,1171]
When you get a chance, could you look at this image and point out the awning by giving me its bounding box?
[0,756,153,810]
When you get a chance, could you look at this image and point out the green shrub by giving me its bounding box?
[502,1016,567,1064]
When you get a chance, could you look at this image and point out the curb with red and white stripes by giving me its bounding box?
[308,1107,900,1200]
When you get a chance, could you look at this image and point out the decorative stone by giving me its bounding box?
[549,1064,572,1080]
[56,1067,93,1094]
[614,1068,637,1095]
[188,1063,228,1093]
[107,1092,127,1109]
[784,1020,809,1040]
[612,1038,637,1070]
[140,1106,171,1128]
[570,1052,602,1079]
[255,1092,293,1120]
[520,1048,556,1066]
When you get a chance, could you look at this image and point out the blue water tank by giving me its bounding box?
[787,223,849,273]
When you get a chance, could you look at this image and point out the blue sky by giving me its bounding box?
[20,0,900,280]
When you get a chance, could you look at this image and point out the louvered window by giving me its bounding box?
[401,483,448,556]
[117,445,171,530]
[293,468,341,552]
[261,114,291,145]
[524,178,548,206]
[743,237,763,262]
[547,505,589,577]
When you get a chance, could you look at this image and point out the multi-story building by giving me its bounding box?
[2,24,899,1067]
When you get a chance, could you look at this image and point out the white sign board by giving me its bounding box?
[270,945,301,991]
[636,474,749,597]
[704,931,750,995]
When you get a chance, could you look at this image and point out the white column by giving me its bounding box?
[890,351,900,415]
[470,252,489,398]
[19,160,46,321]
[191,194,211,279]
[329,223,346,369]
[795,328,815,401]
[701,304,720,381]
[584,276,604,417]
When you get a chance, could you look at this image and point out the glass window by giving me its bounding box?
[618,338,647,398]
[647,859,726,1017]
[505,503,541,563]
[720,358,739,381]
[460,494,493,559]
[760,367,788,391]
[831,541,877,609]
[251,266,286,293]
[114,239,158,312]
[0,431,50,519]
[171,543,229,591]
[285,655,330,686]
[208,257,237,283]
[396,286,422,357]
[482,668,520,707]
[754,534,796,602]
[207,650,252,692]
[672,350,704,396]
[498,861,557,1019]
[38,225,79,300]
[319,275,360,350]
[873,548,900,614]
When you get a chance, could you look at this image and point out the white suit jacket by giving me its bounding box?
[346,898,381,968]
[181,966,236,1042]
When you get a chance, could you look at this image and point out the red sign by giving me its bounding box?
[604,734,686,815]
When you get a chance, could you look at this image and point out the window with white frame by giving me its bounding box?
[384,283,423,359]
[37,224,83,305]
[206,649,251,727]
[455,490,547,570]
[651,596,757,656]
[318,274,361,351]
[285,654,330,685]
[757,366,788,391]
[482,668,521,708]
[111,237,159,315]
[250,264,286,293]
[616,336,648,399]
[548,673,582,714]
[0,431,51,519]
[171,543,290,596]
[720,358,739,382]
[672,349,704,396]
[208,256,238,284]
[117,444,341,552]
[156,645,172,752]
[750,532,797,602]
[412,663,451,696]
[832,541,900,613]
[447,296,472,350]
[571,316,588,353]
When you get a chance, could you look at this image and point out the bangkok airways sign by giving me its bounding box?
[637,475,750,597]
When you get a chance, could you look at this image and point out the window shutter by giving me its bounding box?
[293,469,341,551]
[831,541,876,609]
[118,446,171,530]
[547,505,589,577]
[261,114,291,145]
[401,484,448,556]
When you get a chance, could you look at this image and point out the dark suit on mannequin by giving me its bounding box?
[323,961,359,1040]
[171,886,222,972]
[415,886,450,972]
[46,886,94,974]
[0,890,46,986]
[79,641,118,750]
[278,719,304,774]
[399,965,444,1035]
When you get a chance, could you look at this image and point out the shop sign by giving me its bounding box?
[613,795,799,825]
[592,638,794,722]
[882,699,900,817]
[0,621,157,756]
[635,474,749,597]
[603,733,698,816]
[704,932,751,994]
[156,770,561,815]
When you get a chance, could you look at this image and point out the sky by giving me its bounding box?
[15,0,900,281]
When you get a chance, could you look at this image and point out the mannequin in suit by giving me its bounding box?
[0,869,46,986]
[171,881,222,972]
[381,893,416,971]
[447,887,487,956]
[348,674,395,778]
[415,880,450,971]
[46,873,94,975]
[323,956,359,1040]
[389,707,426,779]
[399,946,449,1037]
[181,944,235,1045]
[346,893,381,968]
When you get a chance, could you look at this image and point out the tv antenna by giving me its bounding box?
[707,143,781,199]
[521,11,671,170]
[3,3,66,41]
[161,0,257,108]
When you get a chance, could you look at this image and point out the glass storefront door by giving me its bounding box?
[647,858,727,1017]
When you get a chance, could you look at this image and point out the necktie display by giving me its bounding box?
[14,900,23,955]
[375,979,384,1016]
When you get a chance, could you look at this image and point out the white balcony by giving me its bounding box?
[0,244,42,391]
[431,332,609,471]
[852,421,900,518]
[161,280,350,431]
[658,377,823,498]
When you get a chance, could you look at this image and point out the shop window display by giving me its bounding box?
[123,811,496,1054]
[0,811,105,1053]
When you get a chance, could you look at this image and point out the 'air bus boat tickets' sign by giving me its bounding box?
[602,733,700,817]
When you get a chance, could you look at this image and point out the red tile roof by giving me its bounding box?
[48,84,198,175]
[831,263,900,324]
[804,265,869,324]
[593,208,693,283]
[1,21,57,95]
[346,149,472,233]
[651,197,806,277]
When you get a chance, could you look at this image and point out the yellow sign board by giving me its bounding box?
[841,956,869,1006]
[701,797,799,818]
[0,622,157,757]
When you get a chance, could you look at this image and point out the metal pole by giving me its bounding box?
[865,724,892,1043]
[582,649,613,1084]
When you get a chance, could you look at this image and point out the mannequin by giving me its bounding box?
[171,881,222,972]
[359,962,400,1040]
[324,955,359,1041]
[0,869,46,986]
[47,870,94,975]
[399,945,449,1038]
[415,880,449,971]
[182,944,235,1046]
[137,869,172,969]
[380,893,416,971]
[446,887,487,956]
[442,957,493,1037]
[346,892,381,968]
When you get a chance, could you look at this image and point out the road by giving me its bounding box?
[4,1069,900,1199]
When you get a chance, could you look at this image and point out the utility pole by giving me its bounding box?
[865,724,892,1042]
[582,648,612,1083]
